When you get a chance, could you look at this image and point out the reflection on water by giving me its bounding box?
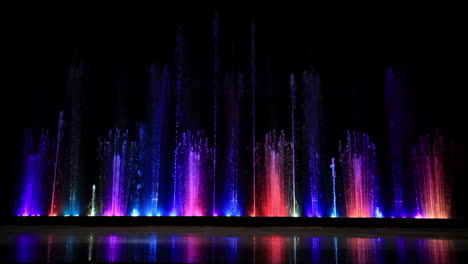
[106,234,121,263]
[2,228,467,263]
[262,236,287,264]
[16,234,38,263]
[419,239,455,264]
[347,238,380,263]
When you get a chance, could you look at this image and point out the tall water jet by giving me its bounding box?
[289,73,298,216]
[339,131,381,217]
[385,69,411,217]
[98,129,138,216]
[129,130,142,216]
[49,111,64,216]
[251,20,257,216]
[88,185,96,216]
[256,131,293,216]
[330,158,338,217]
[413,133,452,219]
[64,61,85,216]
[212,12,220,216]
[302,69,323,217]
[144,65,170,216]
[172,26,185,215]
[17,129,51,216]
[222,73,243,216]
[173,131,213,216]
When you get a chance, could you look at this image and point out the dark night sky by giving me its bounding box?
[2,8,465,218]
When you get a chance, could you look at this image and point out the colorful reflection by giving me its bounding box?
[255,235,289,264]
[347,237,379,263]
[15,234,39,263]
[418,239,454,264]
[4,231,464,263]
[106,234,122,263]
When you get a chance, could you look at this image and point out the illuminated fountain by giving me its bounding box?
[88,185,96,216]
[330,158,338,217]
[170,26,214,216]
[49,111,64,216]
[255,131,293,216]
[222,73,243,216]
[12,14,459,220]
[98,129,139,216]
[413,133,452,219]
[212,12,220,217]
[64,61,84,217]
[250,20,258,217]
[142,65,170,216]
[172,131,213,216]
[17,111,64,217]
[302,69,323,217]
[339,131,382,218]
[385,69,412,217]
[17,129,51,216]
[290,74,298,217]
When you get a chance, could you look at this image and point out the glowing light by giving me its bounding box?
[49,111,64,217]
[330,158,338,218]
[375,207,383,218]
[131,209,139,217]
[88,185,96,217]
[415,214,423,219]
